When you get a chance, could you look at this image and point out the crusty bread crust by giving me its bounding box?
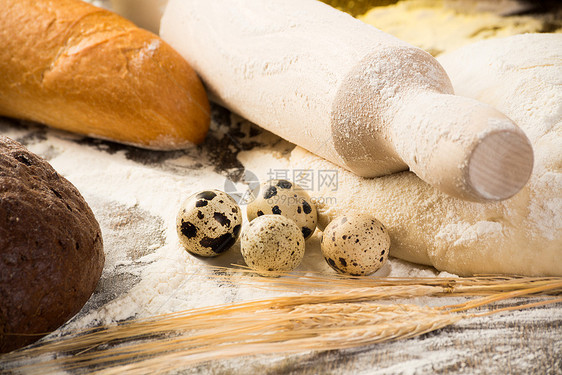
[0,136,105,353]
[0,0,210,149]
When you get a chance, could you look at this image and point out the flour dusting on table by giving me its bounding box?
[2,1,560,373]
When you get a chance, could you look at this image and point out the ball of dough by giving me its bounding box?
[0,136,104,353]
[241,215,305,275]
[247,179,317,239]
[321,214,390,276]
[176,190,242,257]
[289,34,562,277]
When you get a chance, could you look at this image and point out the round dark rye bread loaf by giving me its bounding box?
[0,136,104,353]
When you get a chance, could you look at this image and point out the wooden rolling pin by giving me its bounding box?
[159,0,534,201]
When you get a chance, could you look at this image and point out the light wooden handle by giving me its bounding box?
[468,130,534,200]
[161,0,533,201]
[390,92,534,201]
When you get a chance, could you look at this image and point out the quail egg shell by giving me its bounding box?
[321,214,390,276]
[241,214,305,275]
[247,179,317,239]
[176,190,242,257]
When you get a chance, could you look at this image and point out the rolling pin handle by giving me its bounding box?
[391,92,534,201]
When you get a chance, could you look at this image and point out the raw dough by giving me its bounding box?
[288,34,562,276]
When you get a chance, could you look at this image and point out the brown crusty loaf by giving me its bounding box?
[0,136,104,353]
[0,0,210,149]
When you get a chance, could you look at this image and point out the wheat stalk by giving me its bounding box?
[205,265,562,295]
[1,276,560,375]
[45,303,461,375]
[94,305,463,375]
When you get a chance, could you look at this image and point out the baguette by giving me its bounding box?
[0,0,210,149]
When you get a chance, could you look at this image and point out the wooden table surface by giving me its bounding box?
[2,2,561,373]
[1,110,560,374]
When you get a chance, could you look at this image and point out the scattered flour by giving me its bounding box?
[2,2,560,373]
[287,34,561,277]
[358,0,560,56]
[435,221,503,246]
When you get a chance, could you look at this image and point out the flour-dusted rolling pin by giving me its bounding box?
[160,0,533,201]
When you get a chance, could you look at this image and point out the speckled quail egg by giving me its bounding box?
[321,214,391,276]
[247,179,317,239]
[241,214,305,275]
[176,190,242,257]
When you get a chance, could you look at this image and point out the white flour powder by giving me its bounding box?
[1,2,559,373]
